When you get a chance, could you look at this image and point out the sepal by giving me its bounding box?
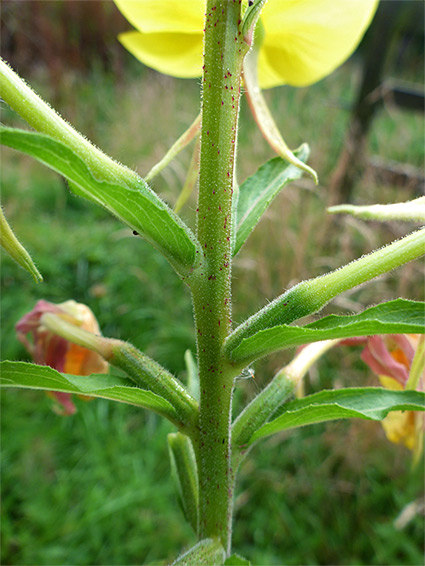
[243,44,318,183]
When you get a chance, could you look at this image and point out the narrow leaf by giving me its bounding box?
[0,57,136,185]
[168,432,199,534]
[0,361,181,425]
[0,207,42,282]
[172,538,225,566]
[30,312,198,431]
[1,127,201,277]
[328,197,425,223]
[241,0,267,47]
[174,136,201,214]
[110,341,198,430]
[145,113,201,183]
[234,147,310,256]
[230,299,425,363]
[249,387,425,444]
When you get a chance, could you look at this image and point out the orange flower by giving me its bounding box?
[16,300,108,415]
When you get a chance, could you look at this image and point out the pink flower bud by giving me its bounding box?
[16,300,108,415]
[359,334,424,457]
[360,335,417,387]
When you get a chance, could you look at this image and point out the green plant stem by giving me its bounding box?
[0,58,137,186]
[41,313,198,432]
[227,343,334,565]
[191,0,245,553]
[110,343,199,432]
[231,339,339,450]
[225,227,425,357]
[232,371,295,448]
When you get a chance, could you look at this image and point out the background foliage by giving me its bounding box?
[1,2,424,564]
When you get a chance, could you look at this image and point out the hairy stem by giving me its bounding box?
[232,339,339,450]
[191,0,245,553]
[0,58,136,186]
[225,227,425,359]
[41,313,198,432]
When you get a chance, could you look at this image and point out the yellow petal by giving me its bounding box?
[114,0,204,33]
[118,31,203,78]
[256,47,289,90]
[381,411,416,451]
[259,0,378,88]
[378,375,404,391]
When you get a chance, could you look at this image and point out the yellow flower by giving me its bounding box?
[115,0,378,181]
[115,0,378,88]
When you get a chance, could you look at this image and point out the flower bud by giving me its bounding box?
[16,300,108,415]
[361,335,424,458]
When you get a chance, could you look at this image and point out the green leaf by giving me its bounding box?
[225,228,425,360]
[0,127,200,278]
[0,207,42,282]
[249,387,425,444]
[110,341,198,430]
[171,538,225,566]
[35,313,198,430]
[145,113,201,183]
[168,432,199,534]
[224,553,251,565]
[234,147,309,256]
[241,0,267,46]
[229,299,425,363]
[0,361,180,424]
[174,136,201,214]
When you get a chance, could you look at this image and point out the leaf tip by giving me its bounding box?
[327,205,347,215]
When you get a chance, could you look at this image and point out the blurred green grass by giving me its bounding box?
[1,56,424,565]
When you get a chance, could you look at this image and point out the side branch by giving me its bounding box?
[224,228,425,359]
[41,313,198,432]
